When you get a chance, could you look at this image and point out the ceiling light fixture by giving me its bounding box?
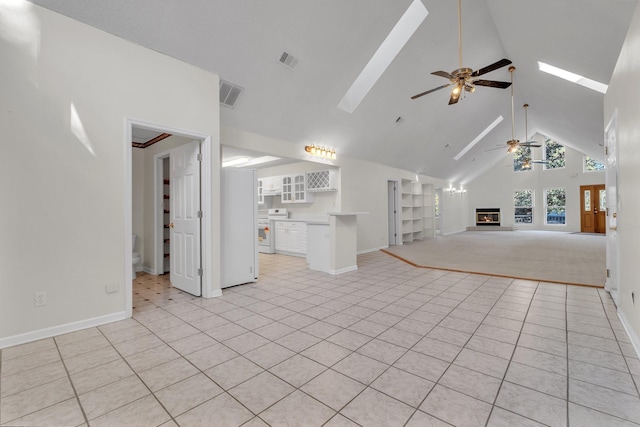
[337,0,428,113]
[305,144,336,160]
[454,115,504,160]
[538,61,608,94]
[222,157,249,168]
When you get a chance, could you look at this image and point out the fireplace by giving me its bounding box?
[476,208,500,226]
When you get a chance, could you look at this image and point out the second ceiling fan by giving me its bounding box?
[411,0,513,105]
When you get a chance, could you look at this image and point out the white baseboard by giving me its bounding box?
[358,245,387,255]
[0,311,128,350]
[329,265,358,275]
[618,310,640,359]
[443,229,466,236]
[203,288,223,298]
[143,266,157,275]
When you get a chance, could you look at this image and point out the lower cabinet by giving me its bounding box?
[274,221,307,256]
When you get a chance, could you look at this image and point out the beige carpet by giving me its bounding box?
[382,230,606,286]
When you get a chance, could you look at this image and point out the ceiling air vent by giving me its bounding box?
[219,80,243,108]
[278,51,298,70]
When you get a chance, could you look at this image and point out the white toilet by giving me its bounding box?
[132,235,142,280]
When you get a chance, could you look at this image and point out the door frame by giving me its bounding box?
[604,111,619,305]
[125,118,217,318]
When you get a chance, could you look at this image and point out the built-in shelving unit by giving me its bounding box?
[400,179,435,243]
[163,175,170,273]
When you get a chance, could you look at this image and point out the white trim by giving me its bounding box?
[358,245,388,255]
[200,136,216,299]
[329,265,358,275]
[143,266,157,275]
[618,310,640,359]
[443,228,467,236]
[209,289,223,298]
[0,311,127,350]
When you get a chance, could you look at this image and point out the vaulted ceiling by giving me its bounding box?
[30,0,637,183]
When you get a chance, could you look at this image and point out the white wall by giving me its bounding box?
[467,136,605,231]
[0,2,220,345]
[132,148,145,259]
[604,3,640,352]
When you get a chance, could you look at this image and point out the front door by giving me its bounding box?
[580,184,606,233]
[170,140,201,296]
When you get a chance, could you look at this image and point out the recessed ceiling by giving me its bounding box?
[30,0,638,183]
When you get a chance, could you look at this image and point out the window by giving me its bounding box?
[584,156,605,172]
[544,138,565,169]
[546,188,566,224]
[513,146,532,172]
[514,190,533,223]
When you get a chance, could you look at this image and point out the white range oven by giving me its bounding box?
[258,208,288,253]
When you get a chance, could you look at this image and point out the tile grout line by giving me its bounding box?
[53,337,90,427]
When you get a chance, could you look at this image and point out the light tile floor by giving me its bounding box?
[2,252,640,426]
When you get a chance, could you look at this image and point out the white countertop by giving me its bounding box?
[272,218,329,225]
[326,212,369,216]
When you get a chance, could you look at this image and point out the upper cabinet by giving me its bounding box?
[307,169,338,192]
[257,178,264,205]
[262,175,282,195]
[281,173,313,203]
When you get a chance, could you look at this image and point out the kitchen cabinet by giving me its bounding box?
[257,179,264,205]
[274,221,307,256]
[281,174,313,203]
[307,169,338,192]
[262,176,282,195]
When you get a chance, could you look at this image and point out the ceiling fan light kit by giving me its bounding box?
[411,0,512,105]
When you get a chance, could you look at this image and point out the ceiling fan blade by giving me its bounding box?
[473,80,512,89]
[485,146,506,152]
[471,58,512,77]
[411,83,451,100]
[431,70,454,80]
[520,143,542,148]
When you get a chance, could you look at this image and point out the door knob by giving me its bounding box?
[169,223,174,228]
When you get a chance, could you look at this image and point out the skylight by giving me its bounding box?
[454,116,504,160]
[538,61,608,94]
[337,0,428,113]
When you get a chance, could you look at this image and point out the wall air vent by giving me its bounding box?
[278,51,298,70]
[219,80,243,108]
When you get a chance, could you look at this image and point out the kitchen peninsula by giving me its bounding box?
[306,212,368,275]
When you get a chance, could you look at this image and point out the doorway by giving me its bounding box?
[388,180,401,246]
[580,184,606,233]
[126,119,216,317]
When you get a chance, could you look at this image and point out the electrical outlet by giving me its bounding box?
[34,291,46,306]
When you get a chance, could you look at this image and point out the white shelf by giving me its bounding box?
[400,179,434,243]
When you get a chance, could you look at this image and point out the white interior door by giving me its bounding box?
[170,140,201,296]
[605,114,619,306]
[387,181,399,246]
